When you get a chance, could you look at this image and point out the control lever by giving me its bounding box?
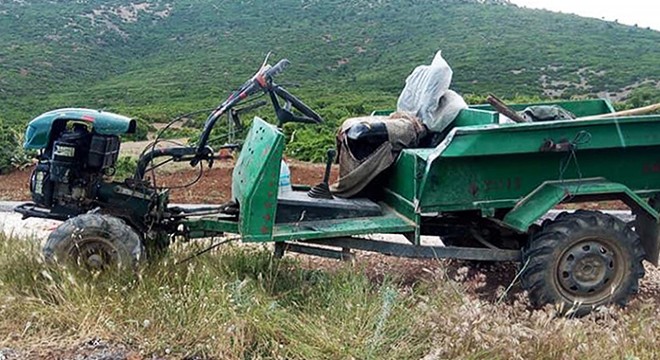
[228,101,267,133]
[308,149,336,199]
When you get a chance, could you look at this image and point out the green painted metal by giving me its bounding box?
[503,179,660,232]
[305,237,521,261]
[381,151,423,223]
[374,98,660,265]
[371,101,660,243]
[381,151,427,243]
[374,99,614,128]
[231,117,283,242]
[174,99,660,265]
[469,98,615,117]
[382,188,415,219]
[428,117,660,157]
[395,115,660,215]
[24,108,136,149]
[272,204,416,242]
[183,218,240,237]
[453,108,499,127]
[370,110,392,116]
[181,203,415,244]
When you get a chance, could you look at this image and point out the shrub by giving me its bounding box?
[113,156,138,180]
[0,120,34,174]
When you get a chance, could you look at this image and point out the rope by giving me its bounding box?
[558,130,592,199]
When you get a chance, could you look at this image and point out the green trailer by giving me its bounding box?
[16,59,660,316]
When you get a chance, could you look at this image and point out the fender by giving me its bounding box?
[24,108,136,150]
[503,178,660,265]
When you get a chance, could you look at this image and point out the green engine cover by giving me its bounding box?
[24,108,137,150]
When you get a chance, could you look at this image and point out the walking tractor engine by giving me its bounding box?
[17,109,141,218]
[33,122,120,212]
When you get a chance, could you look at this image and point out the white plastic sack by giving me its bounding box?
[431,90,468,132]
[396,50,453,131]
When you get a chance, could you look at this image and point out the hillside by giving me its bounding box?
[0,0,659,158]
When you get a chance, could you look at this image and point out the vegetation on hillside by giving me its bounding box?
[0,0,658,168]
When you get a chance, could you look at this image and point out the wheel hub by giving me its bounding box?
[557,240,618,297]
[69,238,119,270]
[86,254,105,269]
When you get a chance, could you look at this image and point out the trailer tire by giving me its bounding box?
[44,214,144,271]
[521,210,645,316]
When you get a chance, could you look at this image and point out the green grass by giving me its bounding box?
[2,0,659,125]
[0,233,659,359]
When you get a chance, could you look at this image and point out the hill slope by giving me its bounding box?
[0,0,658,134]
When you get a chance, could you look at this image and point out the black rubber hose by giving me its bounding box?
[134,146,198,180]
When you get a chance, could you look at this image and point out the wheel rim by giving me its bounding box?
[68,236,120,270]
[555,238,625,305]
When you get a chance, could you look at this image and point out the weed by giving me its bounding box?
[0,234,658,359]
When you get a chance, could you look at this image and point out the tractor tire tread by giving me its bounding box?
[44,213,144,269]
[521,210,645,316]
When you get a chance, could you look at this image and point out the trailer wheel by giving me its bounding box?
[44,214,144,271]
[521,211,645,316]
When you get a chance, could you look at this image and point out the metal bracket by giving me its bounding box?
[302,237,520,262]
[274,241,354,261]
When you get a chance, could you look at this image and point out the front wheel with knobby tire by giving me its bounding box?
[521,210,645,316]
[44,214,145,271]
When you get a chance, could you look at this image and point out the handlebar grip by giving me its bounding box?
[264,59,290,80]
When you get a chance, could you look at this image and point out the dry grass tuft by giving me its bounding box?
[0,234,658,359]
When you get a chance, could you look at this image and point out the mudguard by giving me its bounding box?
[503,178,660,264]
[24,108,136,150]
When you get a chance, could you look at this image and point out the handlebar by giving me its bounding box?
[192,57,323,166]
[236,59,290,100]
[273,85,323,124]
